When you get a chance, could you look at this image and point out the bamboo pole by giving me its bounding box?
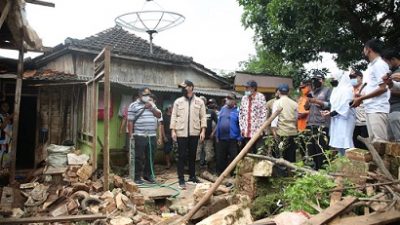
[103,47,111,191]
[181,108,282,223]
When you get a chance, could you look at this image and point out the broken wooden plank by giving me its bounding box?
[302,196,357,225]
[331,210,400,225]
[0,214,107,224]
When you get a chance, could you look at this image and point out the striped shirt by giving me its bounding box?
[127,100,158,136]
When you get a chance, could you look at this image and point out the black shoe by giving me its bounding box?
[187,177,201,185]
[178,179,186,189]
[143,177,156,184]
[134,179,144,185]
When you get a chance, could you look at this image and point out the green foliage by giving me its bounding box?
[283,172,336,214]
[238,0,400,69]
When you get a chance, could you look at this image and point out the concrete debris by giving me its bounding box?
[67,153,90,165]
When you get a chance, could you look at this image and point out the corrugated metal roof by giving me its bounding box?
[23,71,238,97]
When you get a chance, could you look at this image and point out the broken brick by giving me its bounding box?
[123,179,139,193]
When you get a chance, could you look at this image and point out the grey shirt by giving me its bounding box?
[307,87,332,127]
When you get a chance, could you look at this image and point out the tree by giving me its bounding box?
[239,45,307,87]
[238,0,400,69]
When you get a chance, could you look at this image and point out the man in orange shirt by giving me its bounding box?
[297,80,311,132]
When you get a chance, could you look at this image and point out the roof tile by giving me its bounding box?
[65,26,193,64]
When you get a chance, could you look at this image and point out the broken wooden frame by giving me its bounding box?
[85,47,111,191]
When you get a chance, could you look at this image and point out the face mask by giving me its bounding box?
[350,78,358,87]
[181,88,188,96]
[301,87,310,95]
[244,91,252,96]
[225,99,232,106]
[311,79,322,90]
[330,80,339,87]
[141,96,150,102]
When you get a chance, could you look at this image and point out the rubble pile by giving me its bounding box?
[0,151,164,225]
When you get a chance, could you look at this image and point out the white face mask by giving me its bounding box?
[141,96,150,102]
[225,99,232,106]
[244,91,252,96]
[350,78,358,87]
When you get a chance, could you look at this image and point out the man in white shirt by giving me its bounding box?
[352,39,390,143]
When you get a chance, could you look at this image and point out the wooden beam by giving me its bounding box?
[91,81,98,170]
[0,214,106,224]
[0,187,13,215]
[25,0,55,7]
[331,211,400,225]
[301,196,357,225]
[9,29,24,184]
[0,0,11,30]
[103,47,111,191]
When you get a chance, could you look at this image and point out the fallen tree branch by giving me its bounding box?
[328,180,400,192]
[246,153,318,175]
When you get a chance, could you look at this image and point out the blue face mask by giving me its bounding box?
[350,78,358,87]
[244,91,252,96]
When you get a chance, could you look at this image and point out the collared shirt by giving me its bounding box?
[239,92,267,138]
[363,56,390,113]
[127,100,158,136]
[271,95,298,136]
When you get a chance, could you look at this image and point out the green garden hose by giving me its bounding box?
[136,136,181,198]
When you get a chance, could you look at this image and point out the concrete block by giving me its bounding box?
[252,159,274,177]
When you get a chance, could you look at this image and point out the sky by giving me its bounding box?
[1,0,340,74]
[1,0,256,72]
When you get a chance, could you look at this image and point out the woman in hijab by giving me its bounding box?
[322,72,356,156]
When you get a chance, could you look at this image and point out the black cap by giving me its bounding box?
[178,80,194,88]
[245,80,257,88]
[208,98,217,104]
[311,71,325,79]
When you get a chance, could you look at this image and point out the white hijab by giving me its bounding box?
[330,71,353,116]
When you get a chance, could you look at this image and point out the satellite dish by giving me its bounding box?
[115,0,185,54]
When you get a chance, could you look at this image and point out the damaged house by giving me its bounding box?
[2,26,233,175]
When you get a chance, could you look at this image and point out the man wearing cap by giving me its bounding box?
[304,72,332,170]
[170,80,207,189]
[239,80,267,153]
[349,70,369,149]
[215,93,242,175]
[271,84,298,163]
[128,87,161,184]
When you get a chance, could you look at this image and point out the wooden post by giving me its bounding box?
[9,31,24,184]
[103,47,111,191]
[91,82,98,170]
[182,108,282,223]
